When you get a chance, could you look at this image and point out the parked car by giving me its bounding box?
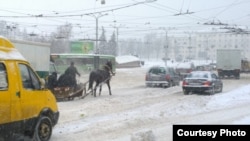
[145,66,180,88]
[182,71,223,95]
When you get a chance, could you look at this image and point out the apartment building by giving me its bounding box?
[166,32,250,62]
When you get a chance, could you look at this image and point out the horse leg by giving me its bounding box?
[90,85,93,95]
[90,84,93,95]
[107,80,112,95]
[99,85,102,96]
[93,82,99,97]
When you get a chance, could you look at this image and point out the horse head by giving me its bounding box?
[104,60,115,75]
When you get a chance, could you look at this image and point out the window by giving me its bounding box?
[149,68,159,74]
[0,63,8,90]
[203,74,208,78]
[159,68,166,74]
[188,72,208,78]
[19,64,41,90]
[211,74,217,79]
[167,68,175,75]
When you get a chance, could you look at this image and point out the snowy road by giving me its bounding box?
[50,67,250,141]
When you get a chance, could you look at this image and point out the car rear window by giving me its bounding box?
[149,68,158,74]
[149,67,165,74]
[187,72,209,78]
[158,67,166,74]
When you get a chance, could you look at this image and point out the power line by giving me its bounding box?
[211,0,240,19]
[0,0,157,18]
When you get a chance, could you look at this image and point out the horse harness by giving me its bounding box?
[99,64,114,85]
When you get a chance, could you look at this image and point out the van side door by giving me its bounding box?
[17,63,45,122]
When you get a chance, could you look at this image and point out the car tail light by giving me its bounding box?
[166,74,170,80]
[203,81,211,86]
[182,80,188,86]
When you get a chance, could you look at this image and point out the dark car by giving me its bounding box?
[145,66,180,88]
[182,71,223,95]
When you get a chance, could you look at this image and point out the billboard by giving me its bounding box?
[70,41,94,54]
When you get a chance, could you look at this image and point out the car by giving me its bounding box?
[182,71,223,95]
[145,66,180,88]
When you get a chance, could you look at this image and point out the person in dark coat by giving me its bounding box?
[47,72,57,90]
[65,62,80,88]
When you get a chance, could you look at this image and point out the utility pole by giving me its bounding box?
[188,34,191,60]
[86,13,108,54]
[110,24,126,55]
[159,27,175,67]
[86,13,108,70]
[164,31,168,67]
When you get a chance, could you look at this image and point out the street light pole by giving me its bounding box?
[95,17,99,54]
[110,24,126,56]
[87,13,108,54]
[163,31,168,67]
[86,13,108,70]
[159,27,175,67]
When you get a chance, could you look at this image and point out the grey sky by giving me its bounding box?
[1,0,250,39]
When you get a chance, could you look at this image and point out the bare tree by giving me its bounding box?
[51,23,73,53]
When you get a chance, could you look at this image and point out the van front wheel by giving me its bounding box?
[33,116,52,141]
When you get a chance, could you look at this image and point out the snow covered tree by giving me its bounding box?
[98,26,107,54]
[107,31,117,56]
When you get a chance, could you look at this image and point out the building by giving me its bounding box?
[166,31,250,62]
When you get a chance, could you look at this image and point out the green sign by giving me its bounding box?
[70,41,94,54]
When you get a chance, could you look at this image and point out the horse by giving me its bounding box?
[88,60,114,97]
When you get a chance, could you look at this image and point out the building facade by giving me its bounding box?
[167,32,250,62]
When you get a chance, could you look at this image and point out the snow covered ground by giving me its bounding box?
[50,60,250,141]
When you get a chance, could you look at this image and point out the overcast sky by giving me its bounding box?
[1,0,250,39]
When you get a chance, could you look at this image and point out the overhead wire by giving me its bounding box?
[0,0,234,27]
[0,1,156,18]
[1,0,250,39]
[210,0,240,19]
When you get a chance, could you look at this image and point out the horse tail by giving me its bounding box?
[88,72,94,90]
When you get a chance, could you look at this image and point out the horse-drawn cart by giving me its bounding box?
[50,81,89,101]
[48,60,114,101]
[47,71,90,101]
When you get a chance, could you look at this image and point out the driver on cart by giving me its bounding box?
[65,61,81,89]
